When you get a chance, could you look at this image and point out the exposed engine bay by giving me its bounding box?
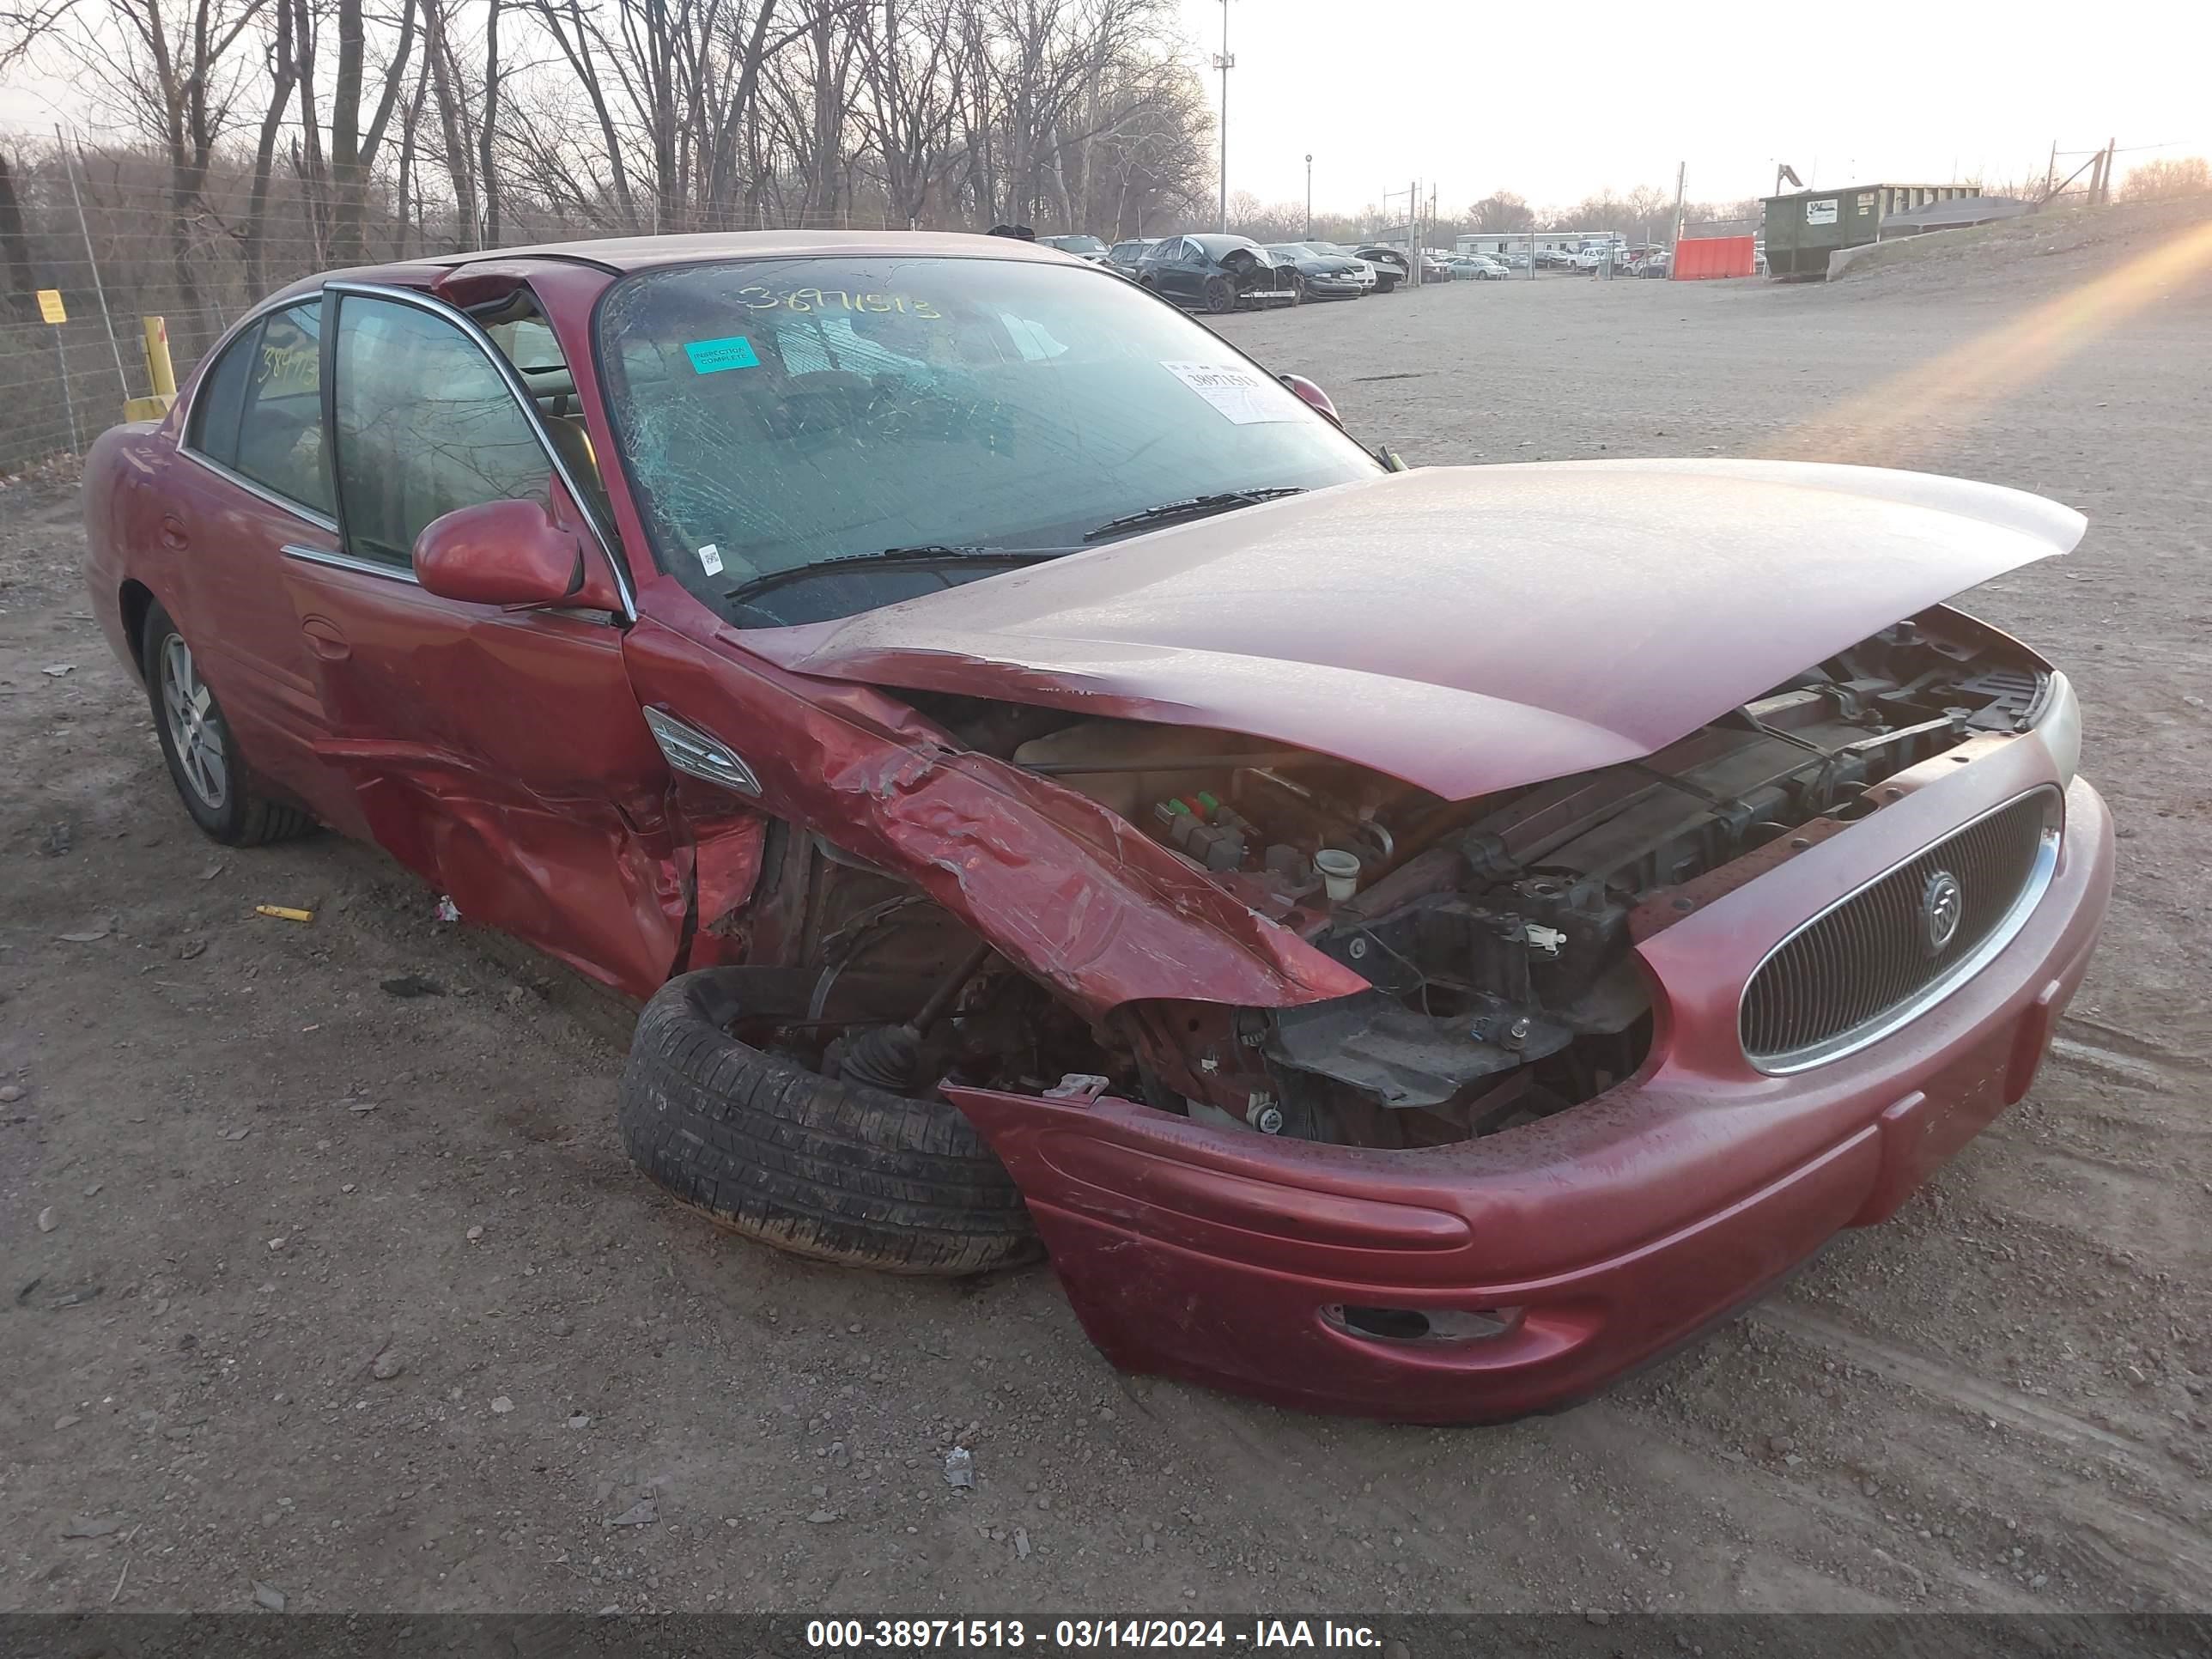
[764,607,2056,1149]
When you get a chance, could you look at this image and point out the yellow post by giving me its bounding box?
[142,315,177,399]
[125,314,179,422]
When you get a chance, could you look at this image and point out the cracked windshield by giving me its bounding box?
[595,257,1377,626]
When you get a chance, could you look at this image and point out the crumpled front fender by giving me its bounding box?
[620,611,1366,1018]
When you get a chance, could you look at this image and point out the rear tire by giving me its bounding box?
[617,968,1042,1276]
[140,601,315,847]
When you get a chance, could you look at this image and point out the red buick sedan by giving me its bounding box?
[83,232,2112,1422]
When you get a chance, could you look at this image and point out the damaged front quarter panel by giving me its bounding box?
[619,611,1369,1018]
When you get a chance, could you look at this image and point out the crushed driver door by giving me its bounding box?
[279,280,684,997]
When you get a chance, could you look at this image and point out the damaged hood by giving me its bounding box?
[743,459,2083,800]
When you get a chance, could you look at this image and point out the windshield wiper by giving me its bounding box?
[1081,487,1307,544]
[724,544,1066,609]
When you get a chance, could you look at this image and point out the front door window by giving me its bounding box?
[329,294,553,569]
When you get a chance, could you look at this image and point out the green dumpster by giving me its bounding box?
[1760,184,1983,279]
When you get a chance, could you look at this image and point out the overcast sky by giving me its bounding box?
[5,0,2203,216]
[1176,0,2212,213]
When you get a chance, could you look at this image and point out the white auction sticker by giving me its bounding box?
[696,543,725,575]
[1160,361,1296,424]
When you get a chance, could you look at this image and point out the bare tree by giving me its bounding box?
[477,0,501,241]
[2122,156,2211,203]
[520,0,639,226]
[327,0,421,264]
[1,0,75,318]
[234,0,299,289]
[0,147,40,319]
[86,0,274,316]
[1466,190,1532,231]
[12,0,1215,333]
[418,0,475,244]
[854,0,963,227]
[1,0,76,70]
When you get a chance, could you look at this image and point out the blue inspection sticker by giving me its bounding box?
[684,335,761,374]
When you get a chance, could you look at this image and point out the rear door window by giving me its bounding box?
[185,324,254,467]
[232,304,330,515]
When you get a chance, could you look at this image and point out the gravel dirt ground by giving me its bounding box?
[3,217,2209,1620]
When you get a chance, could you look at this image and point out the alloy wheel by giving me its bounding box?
[160,634,228,810]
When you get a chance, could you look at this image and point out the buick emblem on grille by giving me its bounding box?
[1922,869,1965,954]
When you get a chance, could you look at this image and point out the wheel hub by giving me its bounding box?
[161,635,228,810]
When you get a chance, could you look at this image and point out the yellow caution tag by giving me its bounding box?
[37,289,66,325]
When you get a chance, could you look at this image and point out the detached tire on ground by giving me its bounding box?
[617,968,1042,1275]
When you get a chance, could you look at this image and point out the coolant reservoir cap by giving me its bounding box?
[1315,848,1362,902]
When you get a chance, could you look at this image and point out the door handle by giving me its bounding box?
[159,514,188,550]
[301,616,349,661]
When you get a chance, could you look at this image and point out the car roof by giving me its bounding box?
[271,230,1084,301]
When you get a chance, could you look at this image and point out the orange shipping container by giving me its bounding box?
[1671,235,1757,280]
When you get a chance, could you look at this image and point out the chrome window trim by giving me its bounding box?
[176,292,319,464]
[1741,787,2065,1076]
[180,448,341,535]
[324,280,637,623]
[177,297,341,528]
[281,542,419,585]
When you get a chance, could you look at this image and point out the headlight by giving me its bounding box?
[2031,670,2081,787]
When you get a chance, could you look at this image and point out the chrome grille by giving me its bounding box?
[1741,789,2060,1073]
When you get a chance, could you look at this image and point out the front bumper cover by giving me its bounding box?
[945,754,2113,1424]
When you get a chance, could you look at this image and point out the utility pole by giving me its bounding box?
[1670,159,1686,247]
[1213,0,1235,233]
[1305,154,1312,239]
[2102,136,2118,204]
[2044,141,2057,201]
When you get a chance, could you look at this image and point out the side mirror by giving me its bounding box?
[412,498,586,608]
[1279,372,1342,428]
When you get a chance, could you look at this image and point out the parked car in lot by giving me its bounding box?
[1352,245,1410,292]
[1135,233,1298,312]
[1638,247,1672,278]
[1261,243,1369,301]
[1447,254,1510,281]
[1038,234,1109,263]
[1103,238,1157,278]
[83,228,2112,1424]
[1296,242,1379,292]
